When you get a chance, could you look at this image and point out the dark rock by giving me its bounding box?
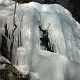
[1,24,10,60]
[0,61,31,80]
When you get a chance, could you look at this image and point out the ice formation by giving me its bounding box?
[0,1,80,80]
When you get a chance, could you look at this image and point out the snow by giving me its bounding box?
[0,1,80,80]
[14,47,30,74]
[0,55,10,63]
[0,0,14,6]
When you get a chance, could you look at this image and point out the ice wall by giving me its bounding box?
[30,50,80,80]
[10,2,80,63]
[28,3,80,63]
[0,2,80,80]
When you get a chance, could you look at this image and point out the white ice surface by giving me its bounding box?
[0,2,80,80]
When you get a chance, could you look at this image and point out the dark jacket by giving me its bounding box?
[39,26,48,38]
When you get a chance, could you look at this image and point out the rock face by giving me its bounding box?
[0,61,30,80]
[15,0,35,4]
[63,0,80,23]
[13,0,57,4]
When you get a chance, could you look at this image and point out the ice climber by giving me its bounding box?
[39,21,51,51]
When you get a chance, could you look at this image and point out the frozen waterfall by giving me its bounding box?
[0,2,80,80]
